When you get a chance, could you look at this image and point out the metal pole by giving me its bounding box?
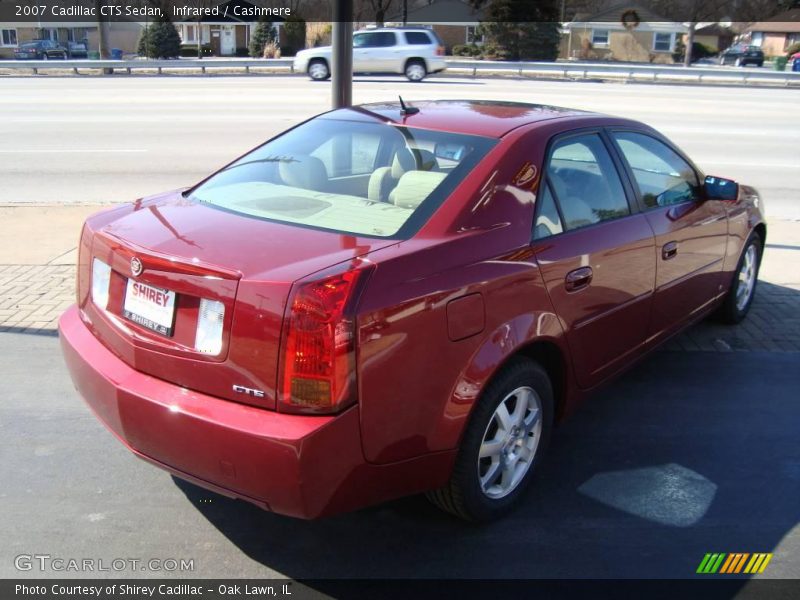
[331,0,353,109]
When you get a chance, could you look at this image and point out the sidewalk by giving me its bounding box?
[1,205,799,351]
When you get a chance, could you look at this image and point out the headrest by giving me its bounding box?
[278,155,328,191]
[391,171,447,209]
[391,147,417,179]
[391,147,439,179]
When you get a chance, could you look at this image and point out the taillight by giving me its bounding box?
[91,258,112,310]
[436,46,445,56]
[279,263,372,414]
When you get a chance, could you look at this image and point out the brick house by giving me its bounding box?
[741,9,800,57]
[560,3,687,64]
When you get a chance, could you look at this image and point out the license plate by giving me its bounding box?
[123,279,176,336]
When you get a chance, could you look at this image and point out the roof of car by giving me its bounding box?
[324,100,594,138]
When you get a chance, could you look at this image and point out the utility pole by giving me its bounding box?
[331,0,353,108]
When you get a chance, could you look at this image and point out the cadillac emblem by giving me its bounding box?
[130,256,144,277]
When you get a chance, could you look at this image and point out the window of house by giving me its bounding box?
[786,33,798,50]
[186,25,196,42]
[1,29,17,47]
[466,26,484,44]
[612,132,699,208]
[546,134,630,231]
[750,32,764,47]
[653,32,675,52]
[41,28,59,42]
[591,29,609,47]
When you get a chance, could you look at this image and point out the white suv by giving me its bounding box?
[294,27,447,82]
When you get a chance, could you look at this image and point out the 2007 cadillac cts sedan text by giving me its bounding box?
[60,100,765,521]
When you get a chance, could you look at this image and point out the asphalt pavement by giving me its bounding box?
[1,75,799,219]
[1,332,798,579]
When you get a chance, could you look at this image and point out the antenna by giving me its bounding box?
[398,96,419,116]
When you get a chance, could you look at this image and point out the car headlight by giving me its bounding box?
[91,258,112,310]
[195,298,225,355]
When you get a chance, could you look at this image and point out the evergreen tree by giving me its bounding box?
[479,0,560,61]
[138,17,182,59]
[249,17,277,58]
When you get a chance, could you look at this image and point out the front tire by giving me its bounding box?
[427,357,553,522]
[714,232,762,324]
[735,57,742,67]
[404,59,427,82]
[307,59,330,81]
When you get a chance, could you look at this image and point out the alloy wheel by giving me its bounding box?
[736,244,757,311]
[477,386,543,499]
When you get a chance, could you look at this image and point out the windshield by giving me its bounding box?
[189,117,496,238]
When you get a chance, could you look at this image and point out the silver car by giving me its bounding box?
[294,27,447,82]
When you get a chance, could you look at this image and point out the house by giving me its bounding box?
[386,0,485,53]
[175,0,285,57]
[742,9,800,56]
[0,21,144,58]
[560,3,688,63]
[688,23,735,53]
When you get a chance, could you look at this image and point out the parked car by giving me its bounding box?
[60,100,765,522]
[13,40,68,60]
[718,44,764,67]
[67,42,89,59]
[294,27,446,81]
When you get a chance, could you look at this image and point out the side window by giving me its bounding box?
[405,32,432,45]
[311,131,383,177]
[375,32,397,47]
[612,132,699,208]
[533,181,563,239]
[354,33,379,48]
[546,133,630,231]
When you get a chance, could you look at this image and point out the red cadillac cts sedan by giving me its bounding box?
[59,100,765,521]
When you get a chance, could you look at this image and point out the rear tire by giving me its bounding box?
[714,231,762,324]
[426,357,554,522]
[307,59,330,81]
[404,59,427,82]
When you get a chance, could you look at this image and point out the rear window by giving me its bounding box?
[405,32,433,45]
[189,117,495,239]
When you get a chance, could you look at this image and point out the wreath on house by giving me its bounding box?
[621,9,641,30]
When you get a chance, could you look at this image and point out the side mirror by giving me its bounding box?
[704,175,738,201]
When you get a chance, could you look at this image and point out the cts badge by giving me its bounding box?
[130,256,144,277]
[232,385,265,398]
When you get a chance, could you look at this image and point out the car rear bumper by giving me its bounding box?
[59,305,454,518]
[428,57,447,73]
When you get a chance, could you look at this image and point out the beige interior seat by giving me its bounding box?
[391,170,447,209]
[278,155,328,191]
[368,147,442,203]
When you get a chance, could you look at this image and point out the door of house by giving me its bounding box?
[221,26,236,56]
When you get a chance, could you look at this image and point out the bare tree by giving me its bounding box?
[653,0,735,66]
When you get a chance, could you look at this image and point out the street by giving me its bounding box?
[1,75,799,219]
[1,332,798,579]
[1,73,799,583]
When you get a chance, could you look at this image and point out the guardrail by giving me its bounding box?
[1,57,798,86]
[446,59,800,86]
[0,58,295,75]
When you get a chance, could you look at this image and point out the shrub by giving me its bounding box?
[137,18,181,59]
[249,17,277,58]
[262,41,281,59]
[786,42,800,57]
[452,44,480,57]
[673,41,715,63]
[283,16,306,53]
[178,45,212,57]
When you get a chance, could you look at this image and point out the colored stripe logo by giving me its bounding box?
[697,553,773,574]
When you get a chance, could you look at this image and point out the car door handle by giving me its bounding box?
[662,241,678,260]
[565,266,593,292]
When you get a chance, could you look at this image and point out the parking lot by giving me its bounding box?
[1,75,799,581]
